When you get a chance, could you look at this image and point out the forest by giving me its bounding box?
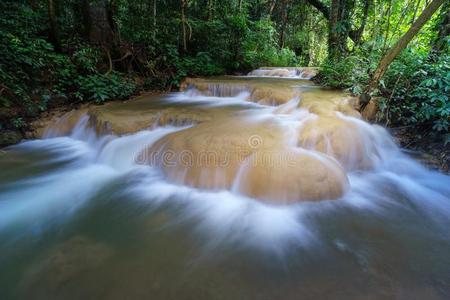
[0,0,449,149]
[2,1,450,298]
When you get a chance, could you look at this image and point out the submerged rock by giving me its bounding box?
[20,236,113,298]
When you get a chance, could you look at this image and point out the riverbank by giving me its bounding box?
[392,127,449,173]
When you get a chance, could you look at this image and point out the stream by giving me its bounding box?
[1,69,450,299]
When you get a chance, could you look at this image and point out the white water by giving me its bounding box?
[1,93,449,253]
[248,67,316,79]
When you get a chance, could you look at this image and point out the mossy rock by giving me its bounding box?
[0,130,23,147]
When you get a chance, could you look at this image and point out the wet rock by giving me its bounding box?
[26,107,88,139]
[141,116,349,203]
[141,117,285,190]
[236,147,349,203]
[298,116,378,170]
[181,77,300,105]
[0,130,23,146]
[362,97,380,121]
[248,67,318,79]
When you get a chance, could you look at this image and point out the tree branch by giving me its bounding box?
[305,0,329,19]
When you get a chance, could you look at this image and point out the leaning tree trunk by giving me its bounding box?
[367,0,446,92]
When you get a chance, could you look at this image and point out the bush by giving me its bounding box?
[74,73,136,103]
[383,52,449,133]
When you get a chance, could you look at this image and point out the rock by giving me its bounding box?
[247,67,319,79]
[362,98,379,121]
[26,106,88,139]
[140,116,286,190]
[181,77,300,105]
[139,116,349,203]
[235,147,349,203]
[40,109,88,137]
[87,102,232,135]
[298,116,378,170]
[0,130,23,146]
[20,236,113,297]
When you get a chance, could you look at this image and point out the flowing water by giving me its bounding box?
[1,71,450,299]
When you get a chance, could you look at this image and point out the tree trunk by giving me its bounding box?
[279,0,288,48]
[306,0,366,48]
[349,0,371,46]
[29,0,38,11]
[369,0,445,89]
[208,0,213,20]
[382,0,393,51]
[181,0,188,52]
[328,0,354,60]
[83,0,117,48]
[47,0,61,52]
[153,0,157,40]
[268,0,277,18]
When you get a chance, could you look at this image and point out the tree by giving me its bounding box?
[82,0,117,48]
[268,0,277,19]
[306,0,371,60]
[279,0,289,48]
[432,1,449,53]
[181,0,189,52]
[328,0,354,59]
[47,0,61,52]
[364,0,446,101]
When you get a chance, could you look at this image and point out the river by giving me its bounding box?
[1,69,449,299]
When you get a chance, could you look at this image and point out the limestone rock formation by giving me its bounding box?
[235,147,349,203]
[140,116,350,203]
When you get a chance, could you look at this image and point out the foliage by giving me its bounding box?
[242,18,298,69]
[0,1,136,131]
[0,0,448,147]
[318,55,373,95]
[319,45,449,138]
[382,52,450,133]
